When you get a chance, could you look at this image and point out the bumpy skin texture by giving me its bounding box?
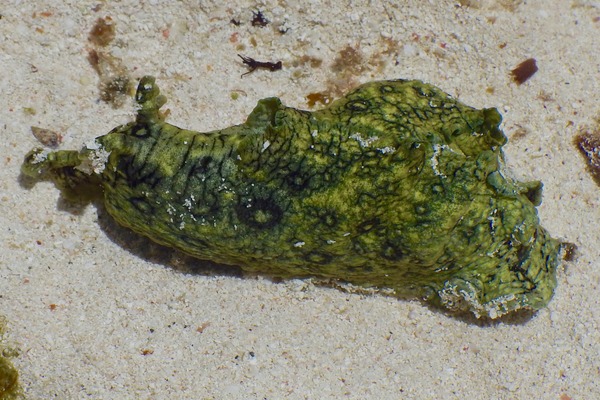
[22,76,563,318]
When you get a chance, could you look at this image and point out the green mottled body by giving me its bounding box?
[23,76,563,318]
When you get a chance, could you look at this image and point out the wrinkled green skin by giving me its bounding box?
[23,76,563,318]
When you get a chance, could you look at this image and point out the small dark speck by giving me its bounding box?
[251,10,269,27]
[238,54,282,77]
[562,242,577,262]
[511,58,538,85]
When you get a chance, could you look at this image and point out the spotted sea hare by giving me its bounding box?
[22,76,565,318]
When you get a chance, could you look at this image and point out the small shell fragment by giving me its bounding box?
[30,126,62,148]
[511,58,538,84]
[574,130,600,187]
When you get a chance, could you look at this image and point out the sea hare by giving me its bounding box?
[22,76,564,318]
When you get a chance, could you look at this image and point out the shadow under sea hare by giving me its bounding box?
[22,76,567,319]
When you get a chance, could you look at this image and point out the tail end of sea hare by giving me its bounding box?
[21,148,102,202]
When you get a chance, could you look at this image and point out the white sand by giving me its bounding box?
[1,1,599,398]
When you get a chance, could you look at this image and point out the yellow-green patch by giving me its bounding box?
[0,318,20,400]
